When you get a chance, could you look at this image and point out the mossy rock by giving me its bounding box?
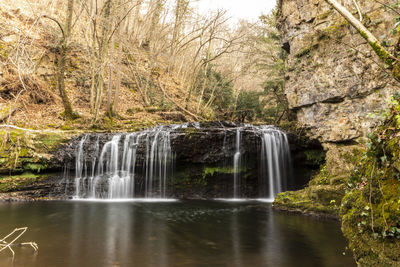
[274,189,339,216]
[274,160,347,217]
[0,129,73,173]
[341,186,400,266]
[0,172,50,193]
[307,184,345,205]
[339,97,400,265]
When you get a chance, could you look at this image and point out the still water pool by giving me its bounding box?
[0,201,355,267]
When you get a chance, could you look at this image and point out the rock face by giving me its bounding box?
[278,0,397,143]
[278,0,400,265]
[56,122,262,168]
[0,128,75,173]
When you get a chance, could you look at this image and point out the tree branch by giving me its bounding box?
[41,15,65,40]
[158,78,203,121]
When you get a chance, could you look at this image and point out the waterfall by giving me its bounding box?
[74,134,88,198]
[72,124,291,200]
[229,126,291,200]
[74,127,174,199]
[233,128,241,199]
[258,126,292,200]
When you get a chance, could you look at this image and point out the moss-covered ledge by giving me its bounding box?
[0,172,50,192]
[273,188,340,219]
[273,143,360,218]
[0,127,80,173]
[0,127,80,200]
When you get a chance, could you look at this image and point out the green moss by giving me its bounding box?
[34,133,69,152]
[295,45,317,58]
[0,172,50,193]
[274,189,339,216]
[309,165,330,185]
[23,163,48,173]
[304,150,326,166]
[316,11,332,21]
[322,20,348,39]
[358,30,396,70]
[145,106,161,113]
[0,129,71,173]
[274,161,346,217]
[339,96,400,265]
[60,124,74,130]
[203,166,235,177]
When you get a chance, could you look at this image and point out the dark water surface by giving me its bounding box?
[0,201,355,267]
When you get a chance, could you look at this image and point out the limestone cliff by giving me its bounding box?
[276,0,399,213]
[277,0,400,265]
[278,0,397,143]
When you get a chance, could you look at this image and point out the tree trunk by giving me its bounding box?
[113,21,123,114]
[93,0,112,121]
[57,0,75,120]
[169,0,189,72]
[89,0,96,113]
[196,36,213,113]
[325,0,400,80]
[106,53,114,117]
[145,0,164,48]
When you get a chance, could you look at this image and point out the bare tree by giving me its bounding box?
[144,0,165,49]
[169,0,190,71]
[43,0,76,120]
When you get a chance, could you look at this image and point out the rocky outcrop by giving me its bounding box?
[278,0,397,143]
[276,0,398,211]
[278,0,400,265]
[0,128,76,173]
[0,173,70,201]
[57,122,262,167]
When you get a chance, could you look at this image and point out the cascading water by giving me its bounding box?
[258,126,292,201]
[228,126,291,201]
[233,128,241,199]
[75,134,88,198]
[74,126,174,199]
[72,124,291,201]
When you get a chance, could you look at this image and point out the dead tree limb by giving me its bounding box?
[0,227,38,259]
[157,78,203,121]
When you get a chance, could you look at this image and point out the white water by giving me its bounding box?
[73,124,291,200]
[259,126,292,199]
[233,128,241,198]
[74,126,174,199]
[215,198,275,203]
[229,126,291,200]
[72,198,178,203]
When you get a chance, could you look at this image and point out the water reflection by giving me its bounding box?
[0,201,355,267]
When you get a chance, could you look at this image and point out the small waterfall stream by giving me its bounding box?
[72,124,291,200]
[258,126,292,200]
[233,128,241,199]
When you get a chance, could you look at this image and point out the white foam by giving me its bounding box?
[214,198,275,203]
[72,198,179,203]
[214,198,251,202]
[255,198,275,203]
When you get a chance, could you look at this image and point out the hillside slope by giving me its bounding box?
[0,2,199,131]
